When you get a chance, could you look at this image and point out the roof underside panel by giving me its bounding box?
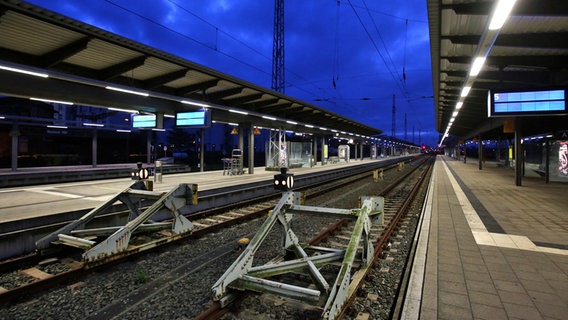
[429,0,568,141]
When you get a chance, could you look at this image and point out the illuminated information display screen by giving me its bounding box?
[132,114,156,128]
[176,110,210,128]
[489,89,566,117]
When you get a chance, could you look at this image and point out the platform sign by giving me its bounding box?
[175,109,211,128]
[488,89,567,117]
[132,114,156,128]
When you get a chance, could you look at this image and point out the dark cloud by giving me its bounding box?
[26,0,436,146]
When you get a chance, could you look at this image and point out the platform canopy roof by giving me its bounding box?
[0,0,382,138]
[428,0,568,144]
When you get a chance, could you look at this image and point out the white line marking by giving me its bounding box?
[28,189,83,199]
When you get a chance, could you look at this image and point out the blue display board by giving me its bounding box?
[176,110,211,128]
[488,89,567,117]
[132,114,156,128]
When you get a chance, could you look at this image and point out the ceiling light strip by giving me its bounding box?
[105,86,149,97]
[30,97,74,105]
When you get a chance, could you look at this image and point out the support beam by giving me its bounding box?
[248,124,254,174]
[10,124,19,172]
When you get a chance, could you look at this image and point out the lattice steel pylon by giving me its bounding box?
[272,0,285,93]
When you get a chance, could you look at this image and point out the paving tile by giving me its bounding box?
[503,302,543,320]
[439,291,470,308]
[439,271,466,284]
[462,261,489,273]
[484,260,513,272]
[460,255,485,266]
[547,279,568,293]
[498,290,534,306]
[471,303,508,320]
[438,262,464,274]
[419,306,437,320]
[527,291,568,307]
[535,302,568,319]
[438,280,468,295]
[468,290,503,308]
[488,269,519,282]
[519,278,556,294]
[514,270,545,281]
[465,279,497,294]
[540,270,568,281]
[437,303,472,320]
[493,279,526,293]
[463,270,493,283]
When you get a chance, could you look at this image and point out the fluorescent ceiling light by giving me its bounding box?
[83,123,104,127]
[228,123,238,126]
[152,128,166,132]
[47,125,68,129]
[305,124,314,128]
[30,97,74,105]
[319,127,327,130]
[105,86,149,97]
[229,109,248,115]
[470,57,486,76]
[164,114,175,118]
[108,107,138,113]
[262,115,277,121]
[0,116,5,119]
[461,86,471,97]
[286,120,298,125]
[456,101,463,110]
[489,0,517,30]
[181,100,210,108]
[116,129,131,133]
[0,65,49,78]
[452,111,458,117]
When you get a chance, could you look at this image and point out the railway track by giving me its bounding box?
[0,158,421,306]
[197,156,433,319]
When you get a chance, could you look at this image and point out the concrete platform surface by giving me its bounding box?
[403,156,568,320]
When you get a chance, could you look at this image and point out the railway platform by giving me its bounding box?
[0,155,414,260]
[403,155,568,320]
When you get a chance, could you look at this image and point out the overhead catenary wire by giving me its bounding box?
[104,0,337,102]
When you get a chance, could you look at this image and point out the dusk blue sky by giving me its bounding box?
[26,0,437,146]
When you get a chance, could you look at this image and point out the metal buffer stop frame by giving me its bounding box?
[211,169,384,320]
[36,181,198,266]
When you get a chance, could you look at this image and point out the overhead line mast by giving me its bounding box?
[272,0,285,93]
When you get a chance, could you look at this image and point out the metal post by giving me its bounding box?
[321,136,325,165]
[312,136,317,166]
[238,125,244,151]
[354,142,358,160]
[146,130,152,164]
[10,124,19,172]
[478,136,483,170]
[360,142,363,160]
[92,128,98,168]
[248,125,254,174]
[515,118,522,186]
[545,140,550,184]
[200,128,205,172]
